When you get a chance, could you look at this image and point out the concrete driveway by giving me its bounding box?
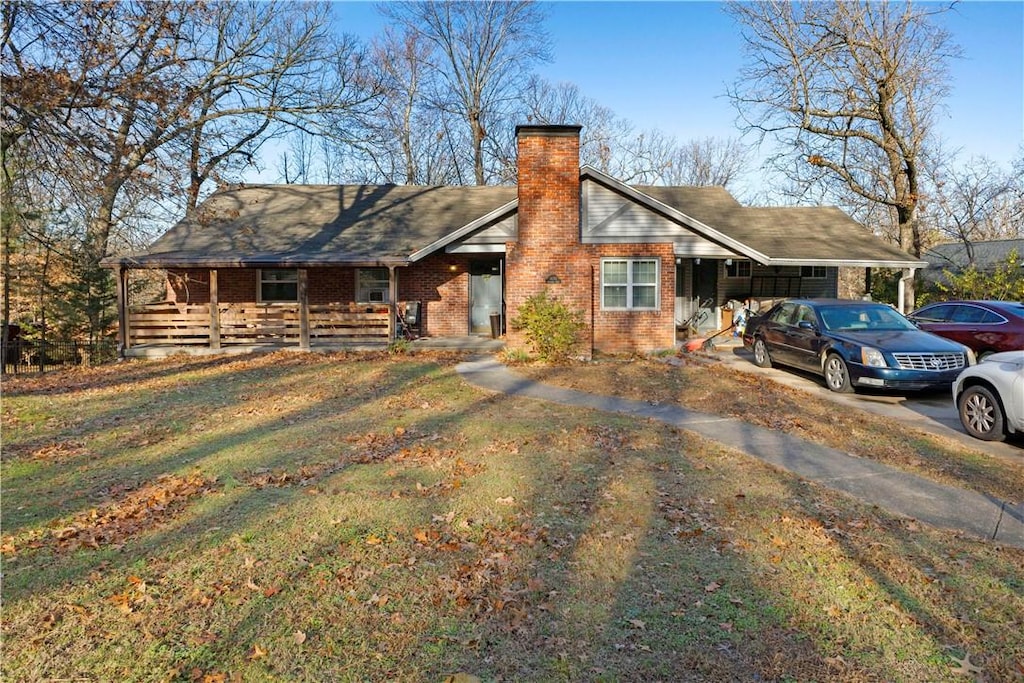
[712,343,1024,463]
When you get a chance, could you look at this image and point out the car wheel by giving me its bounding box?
[958,385,1006,441]
[823,353,853,393]
[752,338,773,368]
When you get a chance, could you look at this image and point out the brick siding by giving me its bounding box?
[160,126,681,353]
[506,126,676,356]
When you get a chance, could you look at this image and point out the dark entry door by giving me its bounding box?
[470,259,503,335]
[691,259,718,333]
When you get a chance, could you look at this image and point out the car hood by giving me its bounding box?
[978,350,1024,368]
[828,329,967,353]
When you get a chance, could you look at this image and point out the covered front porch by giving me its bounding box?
[110,263,421,356]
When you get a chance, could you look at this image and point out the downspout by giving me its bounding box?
[590,265,596,355]
[897,267,917,314]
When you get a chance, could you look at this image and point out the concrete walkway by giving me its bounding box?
[456,357,1024,549]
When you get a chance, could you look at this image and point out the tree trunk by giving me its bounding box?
[471,112,485,186]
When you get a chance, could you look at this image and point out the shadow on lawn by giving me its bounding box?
[7,354,1016,680]
[0,353,440,539]
[773,475,1024,682]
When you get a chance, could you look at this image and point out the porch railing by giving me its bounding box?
[128,302,392,347]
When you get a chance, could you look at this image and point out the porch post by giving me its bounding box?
[115,265,130,356]
[298,268,309,350]
[209,269,221,350]
[388,266,398,340]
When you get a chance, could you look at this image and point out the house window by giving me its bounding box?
[259,269,298,302]
[800,265,827,279]
[726,260,751,278]
[601,258,659,310]
[356,267,390,303]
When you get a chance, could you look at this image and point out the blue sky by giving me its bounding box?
[332,1,1023,171]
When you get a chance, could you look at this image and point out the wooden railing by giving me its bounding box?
[128,302,391,347]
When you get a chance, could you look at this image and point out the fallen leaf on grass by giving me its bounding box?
[8,472,216,556]
[704,581,721,593]
[293,630,307,645]
[248,643,267,661]
[627,618,646,630]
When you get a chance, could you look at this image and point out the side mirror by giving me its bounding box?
[797,320,817,332]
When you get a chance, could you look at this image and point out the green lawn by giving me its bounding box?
[2,352,1022,682]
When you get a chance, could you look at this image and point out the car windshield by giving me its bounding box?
[818,305,917,332]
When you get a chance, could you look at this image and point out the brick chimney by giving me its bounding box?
[505,124,591,356]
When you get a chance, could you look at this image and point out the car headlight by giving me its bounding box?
[861,347,887,368]
[965,347,976,366]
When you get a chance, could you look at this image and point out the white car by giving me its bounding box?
[953,351,1024,441]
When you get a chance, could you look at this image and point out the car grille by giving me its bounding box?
[892,352,965,371]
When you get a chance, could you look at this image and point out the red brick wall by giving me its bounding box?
[168,268,355,305]
[590,244,676,354]
[399,254,470,337]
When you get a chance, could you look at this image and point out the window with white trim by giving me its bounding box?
[601,258,659,310]
[356,267,389,303]
[800,265,827,279]
[726,260,751,278]
[259,269,298,302]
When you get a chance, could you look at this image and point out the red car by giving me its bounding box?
[909,300,1024,359]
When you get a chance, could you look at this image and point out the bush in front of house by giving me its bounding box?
[510,290,585,362]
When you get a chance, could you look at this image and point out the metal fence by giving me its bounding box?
[1,338,118,375]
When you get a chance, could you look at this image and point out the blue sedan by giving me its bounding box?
[742,299,974,393]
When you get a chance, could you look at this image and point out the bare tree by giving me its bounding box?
[659,137,750,188]
[339,27,466,185]
[381,0,551,185]
[2,0,372,339]
[927,153,1024,259]
[179,2,370,211]
[727,0,961,309]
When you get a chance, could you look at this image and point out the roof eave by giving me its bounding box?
[101,254,412,269]
[764,257,928,269]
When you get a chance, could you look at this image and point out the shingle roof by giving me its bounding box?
[636,187,922,266]
[923,239,1024,271]
[115,184,517,268]
[106,175,921,269]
